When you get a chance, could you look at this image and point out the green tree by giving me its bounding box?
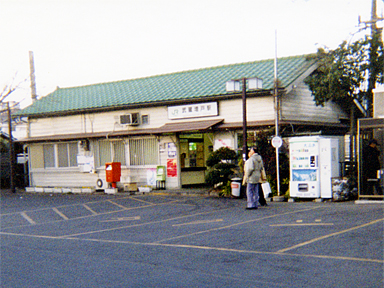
[255,130,290,196]
[304,36,383,162]
[205,147,237,196]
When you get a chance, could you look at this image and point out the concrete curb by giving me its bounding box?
[355,200,384,204]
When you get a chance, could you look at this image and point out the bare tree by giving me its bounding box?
[0,73,28,105]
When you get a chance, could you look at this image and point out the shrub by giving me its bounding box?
[205,147,237,195]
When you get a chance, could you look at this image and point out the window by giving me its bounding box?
[97,138,157,167]
[113,141,125,164]
[43,144,55,168]
[43,142,78,168]
[142,115,149,125]
[99,141,112,166]
[58,143,69,167]
[98,140,126,166]
[129,138,158,166]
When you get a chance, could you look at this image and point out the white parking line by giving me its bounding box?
[20,212,36,225]
[172,219,223,227]
[277,218,384,253]
[270,223,333,227]
[82,204,98,215]
[107,200,129,209]
[100,216,141,222]
[52,207,69,220]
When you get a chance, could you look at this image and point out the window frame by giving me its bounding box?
[43,142,79,169]
[128,137,158,167]
[97,139,127,167]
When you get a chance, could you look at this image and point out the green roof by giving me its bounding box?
[16,54,315,117]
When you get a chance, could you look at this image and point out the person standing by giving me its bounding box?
[258,168,268,206]
[243,147,264,210]
[363,139,382,195]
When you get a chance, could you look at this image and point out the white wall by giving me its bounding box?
[281,82,347,123]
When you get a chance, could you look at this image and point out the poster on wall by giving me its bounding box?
[147,168,156,186]
[214,139,232,150]
[167,159,177,177]
[168,143,177,158]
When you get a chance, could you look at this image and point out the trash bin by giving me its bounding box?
[231,178,242,197]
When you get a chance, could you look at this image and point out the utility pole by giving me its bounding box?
[359,0,384,117]
[274,30,281,197]
[7,102,15,193]
[242,77,247,162]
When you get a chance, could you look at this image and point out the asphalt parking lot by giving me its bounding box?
[1,191,383,288]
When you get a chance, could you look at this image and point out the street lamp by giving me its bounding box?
[226,77,263,162]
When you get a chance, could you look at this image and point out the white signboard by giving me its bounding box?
[214,138,232,150]
[168,102,218,120]
[77,154,95,173]
[168,143,177,158]
[271,136,283,148]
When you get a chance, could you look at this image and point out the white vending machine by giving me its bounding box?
[289,136,340,199]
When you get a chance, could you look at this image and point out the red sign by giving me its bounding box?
[167,159,177,177]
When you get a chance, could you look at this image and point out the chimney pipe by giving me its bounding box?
[29,51,37,103]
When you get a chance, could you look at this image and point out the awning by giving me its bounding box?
[358,118,384,129]
[153,119,224,134]
[16,119,224,143]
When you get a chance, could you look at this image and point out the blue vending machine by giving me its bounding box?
[289,136,340,199]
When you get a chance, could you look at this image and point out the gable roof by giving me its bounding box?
[15,54,316,117]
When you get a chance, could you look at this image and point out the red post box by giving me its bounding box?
[105,162,121,188]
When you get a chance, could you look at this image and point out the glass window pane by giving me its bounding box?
[43,144,55,168]
[99,141,111,166]
[129,139,142,166]
[144,138,158,165]
[129,138,158,166]
[68,142,78,167]
[113,141,126,165]
[58,143,69,167]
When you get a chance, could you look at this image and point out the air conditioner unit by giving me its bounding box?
[95,178,109,190]
[119,113,140,126]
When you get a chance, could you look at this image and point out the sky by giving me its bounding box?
[1,0,383,107]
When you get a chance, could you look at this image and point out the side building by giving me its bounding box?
[14,54,348,192]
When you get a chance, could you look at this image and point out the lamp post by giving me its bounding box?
[226,77,263,161]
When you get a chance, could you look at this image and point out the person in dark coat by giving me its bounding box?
[363,139,382,195]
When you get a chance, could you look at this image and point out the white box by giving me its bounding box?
[124,183,138,192]
[138,187,152,193]
[71,188,82,194]
[105,188,118,194]
[81,188,95,193]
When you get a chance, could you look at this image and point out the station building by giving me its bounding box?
[14,54,348,192]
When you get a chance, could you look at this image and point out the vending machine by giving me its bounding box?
[289,136,340,199]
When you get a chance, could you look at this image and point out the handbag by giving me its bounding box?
[261,182,272,198]
[260,167,267,182]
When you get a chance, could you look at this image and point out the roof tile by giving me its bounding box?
[16,54,315,117]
